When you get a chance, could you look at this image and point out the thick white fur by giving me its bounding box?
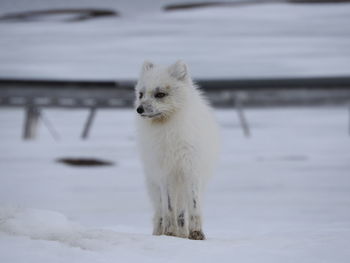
[135,60,219,240]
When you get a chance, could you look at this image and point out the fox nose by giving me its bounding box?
[136,106,144,114]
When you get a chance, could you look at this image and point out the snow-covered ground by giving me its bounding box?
[0,107,349,262]
[0,1,350,80]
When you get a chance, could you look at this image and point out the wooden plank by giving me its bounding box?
[81,107,97,139]
[235,93,250,137]
[23,106,40,140]
[1,77,350,108]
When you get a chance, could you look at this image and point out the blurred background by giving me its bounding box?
[1,0,350,79]
[0,0,350,262]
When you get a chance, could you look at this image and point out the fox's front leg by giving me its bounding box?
[153,213,163,236]
[146,180,163,235]
[176,193,189,238]
[161,179,177,236]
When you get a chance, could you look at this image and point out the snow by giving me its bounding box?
[0,1,350,80]
[0,106,350,262]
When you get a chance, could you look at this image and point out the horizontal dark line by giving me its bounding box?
[1,76,350,90]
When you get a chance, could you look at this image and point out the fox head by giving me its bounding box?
[135,60,192,122]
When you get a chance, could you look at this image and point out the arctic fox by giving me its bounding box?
[135,60,219,240]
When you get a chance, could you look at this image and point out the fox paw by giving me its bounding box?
[164,231,176,237]
[152,229,163,236]
[189,230,206,240]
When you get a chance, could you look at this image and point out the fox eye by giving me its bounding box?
[155,92,167,99]
[139,92,143,99]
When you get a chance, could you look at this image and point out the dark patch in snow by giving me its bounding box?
[164,0,350,12]
[57,158,114,167]
[281,155,309,161]
[0,8,118,23]
[256,155,309,162]
[163,1,276,12]
[289,0,350,3]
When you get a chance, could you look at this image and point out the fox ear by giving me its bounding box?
[142,61,154,72]
[168,60,188,81]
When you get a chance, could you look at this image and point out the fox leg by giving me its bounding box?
[176,192,189,238]
[161,178,177,237]
[146,180,163,235]
[186,178,205,240]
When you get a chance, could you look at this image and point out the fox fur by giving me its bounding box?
[135,60,219,240]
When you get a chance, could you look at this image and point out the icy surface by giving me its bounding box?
[0,1,350,80]
[0,107,350,262]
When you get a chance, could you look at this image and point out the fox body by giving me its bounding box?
[135,61,219,240]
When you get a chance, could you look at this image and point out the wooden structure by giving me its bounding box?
[0,80,133,139]
[1,76,350,139]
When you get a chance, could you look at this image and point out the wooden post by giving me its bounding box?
[348,102,350,136]
[23,106,40,140]
[81,107,97,139]
[39,111,60,141]
[235,92,250,138]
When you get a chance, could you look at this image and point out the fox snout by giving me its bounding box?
[136,103,162,119]
[136,105,144,114]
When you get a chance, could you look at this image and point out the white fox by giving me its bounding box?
[135,60,219,240]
